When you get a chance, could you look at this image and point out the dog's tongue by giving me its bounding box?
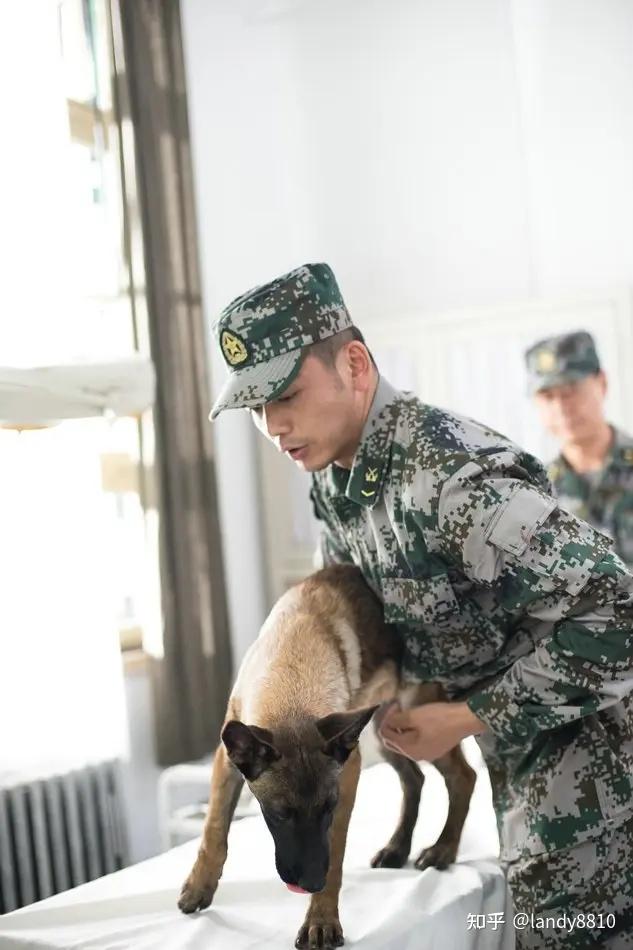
[286,884,309,894]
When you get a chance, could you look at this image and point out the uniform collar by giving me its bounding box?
[611,427,633,467]
[553,424,633,477]
[323,375,401,510]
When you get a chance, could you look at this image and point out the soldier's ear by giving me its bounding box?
[345,340,374,393]
[597,370,608,397]
[222,721,281,780]
[316,705,379,764]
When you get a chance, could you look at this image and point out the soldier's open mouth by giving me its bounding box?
[288,446,308,460]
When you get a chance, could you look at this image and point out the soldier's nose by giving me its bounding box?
[262,407,291,439]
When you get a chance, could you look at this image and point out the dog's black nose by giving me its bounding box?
[297,875,326,893]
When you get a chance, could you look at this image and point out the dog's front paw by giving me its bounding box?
[414,840,457,871]
[370,844,409,868]
[177,871,218,914]
[294,913,344,949]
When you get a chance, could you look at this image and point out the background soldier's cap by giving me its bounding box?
[209,262,352,420]
[524,330,601,395]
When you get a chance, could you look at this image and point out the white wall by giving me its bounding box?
[181,0,633,639]
[182,0,633,312]
[511,0,633,294]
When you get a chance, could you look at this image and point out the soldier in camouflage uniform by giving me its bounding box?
[526,331,633,568]
[211,263,633,948]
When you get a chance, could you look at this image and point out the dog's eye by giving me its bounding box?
[267,807,293,825]
[319,796,338,816]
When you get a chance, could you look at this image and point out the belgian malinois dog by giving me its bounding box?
[178,564,476,949]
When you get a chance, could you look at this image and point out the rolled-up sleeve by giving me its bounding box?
[437,459,633,750]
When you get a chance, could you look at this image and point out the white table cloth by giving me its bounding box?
[0,762,514,949]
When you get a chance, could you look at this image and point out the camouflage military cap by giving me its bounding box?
[209,262,352,420]
[524,330,601,395]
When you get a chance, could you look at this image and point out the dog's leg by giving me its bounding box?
[178,742,244,913]
[370,740,424,869]
[414,743,476,871]
[294,746,361,950]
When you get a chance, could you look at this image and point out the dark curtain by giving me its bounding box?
[111,0,233,765]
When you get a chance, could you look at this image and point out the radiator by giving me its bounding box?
[0,760,130,914]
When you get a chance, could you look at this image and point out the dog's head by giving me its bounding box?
[221,705,377,894]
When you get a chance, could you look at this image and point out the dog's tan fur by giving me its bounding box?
[179,565,476,949]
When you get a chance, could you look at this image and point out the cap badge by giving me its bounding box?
[536,349,556,373]
[221,330,248,366]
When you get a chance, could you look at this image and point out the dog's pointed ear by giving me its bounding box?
[316,705,379,764]
[221,720,281,781]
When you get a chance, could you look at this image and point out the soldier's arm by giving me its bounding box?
[435,457,633,751]
[309,481,355,568]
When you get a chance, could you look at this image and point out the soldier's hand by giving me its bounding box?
[378,701,486,762]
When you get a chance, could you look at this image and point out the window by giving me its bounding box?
[1,0,159,655]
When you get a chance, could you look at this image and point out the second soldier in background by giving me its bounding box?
[526,330,633,567]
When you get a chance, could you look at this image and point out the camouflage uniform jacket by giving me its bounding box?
[310,376,633,861]
[548,427,633,569]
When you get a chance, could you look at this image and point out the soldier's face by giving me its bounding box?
[534,372,607,443]
[249,350,370,472]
